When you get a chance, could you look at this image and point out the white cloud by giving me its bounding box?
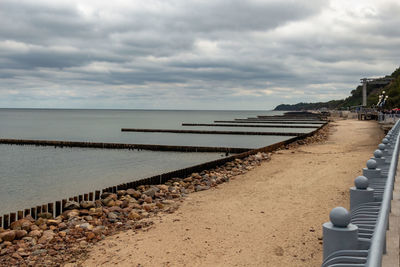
[0,0,398,109]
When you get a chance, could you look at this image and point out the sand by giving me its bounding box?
[79,119,384,267]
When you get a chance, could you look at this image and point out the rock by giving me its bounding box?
[88,208,103,217]
[64,201,80,210]
[86,232,96,240]
[37,212,53,219]
[32,249,47,256]
[47,219,62,226]
[107,212,118,220]
[143,204,153,212]
[80,240,88,248]
[183,177,193,183]
[15,230,27,239]
[143,188,156,198]
[157,185,169,191]
[28,230,42,238]
[63,210,80,219]
[100,192,112,199]
[127,190,142,199]
[59,231,67,238]
[128,211,141,220]
[195,185,210,191]
[79,223,94,231]
[0,231,16,242]
[117,190,126,196]
[144,196,152,203]
[38,230,55,244]
[10,219,32,231]
[80,201,95,209]
[102,197,114,206]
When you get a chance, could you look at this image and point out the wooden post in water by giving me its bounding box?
[73,196,78,202]
[31,208,36,219]
[9,213,16,225]
[24,209,30,217]
[17,211,23,220]
[62,199,67,212]
[48,203,54,217]
[55,201,61,216]
[36,206,42,216]
[84,194,88,201]
[0,216,2,228]
[95,191,100,200]
[3,214,9,229]
[89,192,94,201]
[78,195,83,203]
[42,205,47,213]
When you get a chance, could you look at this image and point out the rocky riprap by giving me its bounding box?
[0,125,329,267]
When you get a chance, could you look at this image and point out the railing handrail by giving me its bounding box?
[365,120,400,266]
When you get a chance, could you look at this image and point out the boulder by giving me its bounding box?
[0,230,16,242]
[38,230,55,244]
[64,201,80,210]
[80,201,95,209]
[128,211,141,220]
[37,212,53,219]
[10,219,32,231]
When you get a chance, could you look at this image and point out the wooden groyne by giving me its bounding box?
[0,139,250,153]
[181,123,319,129]
[214,120,326,125]
[120,128,303,136]
[0,123,326,229]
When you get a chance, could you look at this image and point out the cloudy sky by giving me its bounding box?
[0,0,399,110]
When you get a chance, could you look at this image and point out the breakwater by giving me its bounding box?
[0,139,249,153]
[0,123,325,229]
[181,123,319,128]
[120,128,304,136]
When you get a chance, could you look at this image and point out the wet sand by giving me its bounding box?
[80,119,383,267]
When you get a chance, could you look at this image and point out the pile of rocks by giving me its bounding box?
[0,126,330,266]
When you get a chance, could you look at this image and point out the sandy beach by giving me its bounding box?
[79,119,383,267]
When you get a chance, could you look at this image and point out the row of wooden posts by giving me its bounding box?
[0,121,327,230]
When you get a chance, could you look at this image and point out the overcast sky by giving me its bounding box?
[0,0,399,110]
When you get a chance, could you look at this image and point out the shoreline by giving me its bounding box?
[80,119,383,266]
[0,123,329,266]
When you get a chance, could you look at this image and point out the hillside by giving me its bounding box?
[274,67,400,111]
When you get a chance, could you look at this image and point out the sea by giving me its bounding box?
[0,109,319,214]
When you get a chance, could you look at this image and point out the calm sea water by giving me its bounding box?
[0,109,319,214]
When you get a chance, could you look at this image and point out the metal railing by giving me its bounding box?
[321,119,400,267]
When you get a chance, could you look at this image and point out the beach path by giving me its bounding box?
[80,119,383,267]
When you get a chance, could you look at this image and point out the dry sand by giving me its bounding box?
[80,119,384,267]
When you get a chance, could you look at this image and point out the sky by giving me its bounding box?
[0,0,399,110]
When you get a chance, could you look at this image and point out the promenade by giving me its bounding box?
[80,119,384,267]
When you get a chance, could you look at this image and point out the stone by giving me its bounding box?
[10,219,32,231]
[195,185,210,192]
[64,201,80,210]
[0,231,16,242]
[80,201,95,209]
[59,231,67,238]
[107,212,118,220]
[86,232,96,240]
[128,211,141,220]
[101,192,112,199]
[47,218,62,226]
[79,223,94,231]
[143,188,156,198]
[128,190,142,199]
[37,212,53,219]
[117,190,126,196]
[143,204,153,212]
[88,207,103,217]
[38,230,55,244]
[28,230,42,238]
[144,196,152,203]
[32,249,47,256]
[14,230,27,239]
